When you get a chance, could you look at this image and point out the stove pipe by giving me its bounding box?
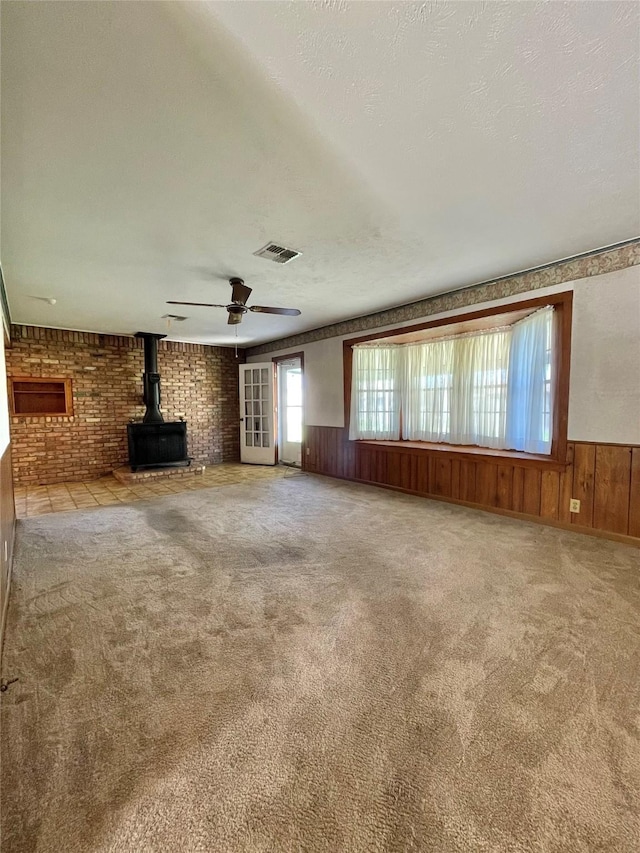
[135,332,166,424]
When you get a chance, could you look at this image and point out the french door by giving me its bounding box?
[239,363,276,465]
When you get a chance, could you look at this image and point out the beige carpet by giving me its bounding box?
[1,473,639,852]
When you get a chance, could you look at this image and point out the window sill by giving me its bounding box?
[355,440,567,470]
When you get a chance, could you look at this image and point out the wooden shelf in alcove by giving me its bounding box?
[10,377,74,417]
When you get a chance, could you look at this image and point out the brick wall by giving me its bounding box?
[6,325,243,484]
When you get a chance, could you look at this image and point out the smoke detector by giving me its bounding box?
[253,242,302,264]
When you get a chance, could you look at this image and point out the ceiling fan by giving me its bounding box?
[167,277,301,325]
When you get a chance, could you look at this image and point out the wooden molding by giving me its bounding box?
[343,291,573,468]
[355,439,567,471]
[342,291,572,348]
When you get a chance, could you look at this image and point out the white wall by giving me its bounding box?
[0,324,10,454]
[569,266,640,443]
[249,265,640,445]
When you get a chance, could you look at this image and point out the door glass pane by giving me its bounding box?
[254,432,261,446]
[246,432,253,446]
[285,370,303,443]
[245,402,251,416]
[287,407,302,443]
[262,418,268,431]
[287,370,302,406]
[253,369,260,383]
[262,434,269,447]
[261,368,269,383]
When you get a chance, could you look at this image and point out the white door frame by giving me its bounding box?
[239,362,276,465]
[276,356,303,466]
[274,352,304,467]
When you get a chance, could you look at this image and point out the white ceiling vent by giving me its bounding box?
[253,242,302,264]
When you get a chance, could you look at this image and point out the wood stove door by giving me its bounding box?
[239,363,276,465]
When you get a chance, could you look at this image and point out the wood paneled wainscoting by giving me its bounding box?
[1,444,17,654]
[305,427,640,545]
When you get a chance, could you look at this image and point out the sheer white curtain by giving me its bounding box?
[402,339,454,441]
[349,345,402,440]
[505,307,554,454]
[402,329,509,447]
[351,307,554,453]
[450,329,510,448]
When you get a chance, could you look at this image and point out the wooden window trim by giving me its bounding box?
[343,291,573,469]
[9,376,74,417]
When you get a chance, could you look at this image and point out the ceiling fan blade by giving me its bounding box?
[227,312,243,325]
[249,306,301,316]
[166,301,227,308]
[230,278,252,306]
[185,266,235,282]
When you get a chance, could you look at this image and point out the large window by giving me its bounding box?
[350,345,402,440]
[349,305,556,455]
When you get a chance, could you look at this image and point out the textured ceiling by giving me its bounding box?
[2,0,638,346]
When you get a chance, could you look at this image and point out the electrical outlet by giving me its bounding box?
[570,498,581,514]
[306,447,310,456]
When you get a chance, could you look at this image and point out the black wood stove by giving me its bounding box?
[127,332,191,472]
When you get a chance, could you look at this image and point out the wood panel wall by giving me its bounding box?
[305,427,640,545]
[1,444,16,656]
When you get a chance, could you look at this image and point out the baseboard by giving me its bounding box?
[312,471,640,549]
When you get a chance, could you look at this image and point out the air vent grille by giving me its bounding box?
[253,242,302,264]
[161,314,188,321]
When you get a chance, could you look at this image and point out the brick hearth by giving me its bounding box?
[112,463,206,486]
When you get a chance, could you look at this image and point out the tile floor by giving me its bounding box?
[14,463,292,519]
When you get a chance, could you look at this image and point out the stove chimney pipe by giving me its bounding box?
[135,332,166,424]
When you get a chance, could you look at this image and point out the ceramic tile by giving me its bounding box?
[14,464,287,519]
